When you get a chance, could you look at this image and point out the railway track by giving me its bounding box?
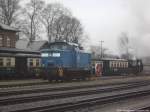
[138,107,150,112]
[0,81,150,106]
[1,79,150,98]
[1,81,150,112]
[21,89,150,112]
[132,104,150,112]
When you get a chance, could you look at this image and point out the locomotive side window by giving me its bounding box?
[138,61,141,66]
[62,45,67,49]
[0,58,3,67]
[41,53,48,57]
[52,53,60,57]
[132,61,137,66]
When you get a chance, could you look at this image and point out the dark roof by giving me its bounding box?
[16,39,29,49]
[27,41,48,51]
[0,47,40,58]
[0,53,40,58]
[16,40,48,51]
[0,23,19,32]
[0,47,40,54]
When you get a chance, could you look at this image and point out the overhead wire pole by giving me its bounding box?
[99,41,104,59]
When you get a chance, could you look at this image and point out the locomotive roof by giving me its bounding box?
[49,41,79,47]
[42,41,91,53]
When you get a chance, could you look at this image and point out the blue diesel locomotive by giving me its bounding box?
[41,41,91,80]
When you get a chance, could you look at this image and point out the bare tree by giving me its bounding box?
[90,45,108,59]
[0,0,20,25]
[53,15,84,44]
[41,3,71,42]
[41,3,84,44]
[21,0,45,43]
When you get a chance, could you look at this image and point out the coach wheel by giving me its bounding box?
[58,68,63,77]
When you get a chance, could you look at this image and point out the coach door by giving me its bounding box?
[16,57,28,76]
[95,61,103,76]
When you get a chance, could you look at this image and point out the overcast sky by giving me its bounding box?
[22,0,150,57]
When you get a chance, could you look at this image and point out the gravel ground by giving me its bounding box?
[0,84,124,101]
[1,83,150,112]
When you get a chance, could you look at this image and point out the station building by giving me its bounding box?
[0,23,42,78]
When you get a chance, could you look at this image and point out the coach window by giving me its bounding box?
[124,62,126,68]
[121,62,123,68]
[29,59,33,67]
[11,58,15,67]
[124,62,127,68]
[114,62,116,68]
[113,62,116,68]
[112,62,114,68]
[120,62,122,68]
[0,58,3,67]
[110,62,112,68]
[0,35,3,47]
[111,62,113,68]
[6,58,11,67]
[123,62,125,68]
[126,62,128,67]
[36,59,40,67]
[7,37,11,47]
[118,62,120,68]
[117,62,119,68]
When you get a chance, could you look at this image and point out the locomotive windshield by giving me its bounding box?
[50,44,69,50]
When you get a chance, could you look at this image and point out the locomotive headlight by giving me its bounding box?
[41,53,48,57]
